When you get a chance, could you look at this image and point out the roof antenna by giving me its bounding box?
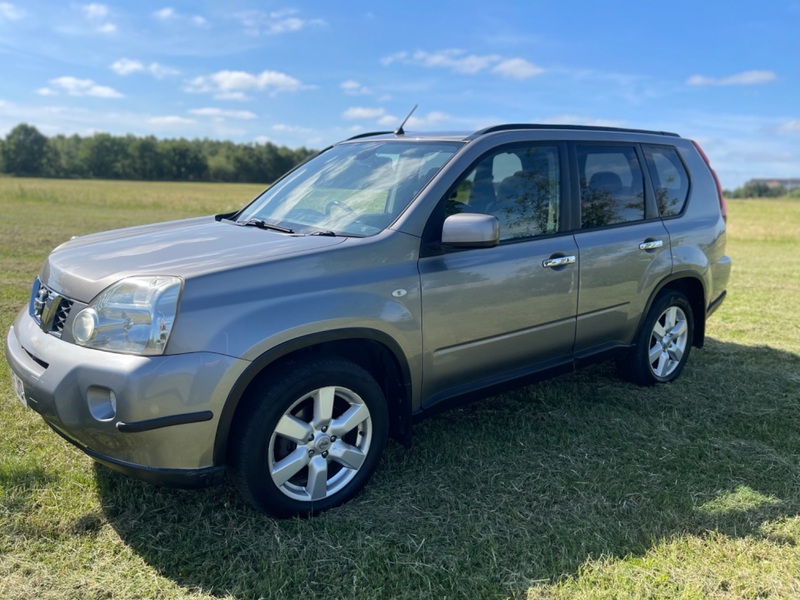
[395,104,418,136]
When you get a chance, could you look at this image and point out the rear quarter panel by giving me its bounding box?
[667,140,731,309]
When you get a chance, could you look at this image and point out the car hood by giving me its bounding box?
[40,216,347,302]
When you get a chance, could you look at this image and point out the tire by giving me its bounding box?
[229,357,388,517]
[620,290,694,386]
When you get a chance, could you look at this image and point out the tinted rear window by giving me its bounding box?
[577,145,645,228]
[643,145,690,217]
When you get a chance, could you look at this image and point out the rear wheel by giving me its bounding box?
[229,358,388,517]
[620,290,694,386]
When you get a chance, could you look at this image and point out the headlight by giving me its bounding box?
[72,276,182,355]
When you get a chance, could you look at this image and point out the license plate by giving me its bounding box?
[10,370,27,408]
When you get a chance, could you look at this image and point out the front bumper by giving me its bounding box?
[6,307,249,485]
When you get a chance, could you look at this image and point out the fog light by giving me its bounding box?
[73,308,98,344]
[87,386,117,421]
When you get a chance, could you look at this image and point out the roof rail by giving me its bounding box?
[468,123,680,139]
[345,131,393,141]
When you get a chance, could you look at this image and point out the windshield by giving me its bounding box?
[237,140,461,237]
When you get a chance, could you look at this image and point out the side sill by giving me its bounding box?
[707,290,727,317]
[116,411,214,433]
[417,357,574,421]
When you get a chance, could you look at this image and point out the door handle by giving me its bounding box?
[639,239,664,251]
[542,255,576,268]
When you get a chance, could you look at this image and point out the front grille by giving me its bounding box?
[52,299,73,334]
[32,280,74,336]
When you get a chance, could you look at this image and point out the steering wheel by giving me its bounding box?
[325,200,357,217]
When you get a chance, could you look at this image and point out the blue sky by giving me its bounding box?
[1,1,798,188]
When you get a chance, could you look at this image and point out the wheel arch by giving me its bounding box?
[639,273,707,349]
[213,328,413,465]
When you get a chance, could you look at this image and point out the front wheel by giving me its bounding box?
[620,290,695,386]
[229,358,388,517]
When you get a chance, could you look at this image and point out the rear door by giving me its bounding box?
[418,142,578,405]
[571,143,673,356]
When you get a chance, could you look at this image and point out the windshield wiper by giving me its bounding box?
[238,219,294,234]
[309,230,338,237]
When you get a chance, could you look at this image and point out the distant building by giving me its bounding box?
[747,178,800,191]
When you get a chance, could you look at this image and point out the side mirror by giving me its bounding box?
[441,213,499,248]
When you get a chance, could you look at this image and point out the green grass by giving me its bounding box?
[1,179,799,599]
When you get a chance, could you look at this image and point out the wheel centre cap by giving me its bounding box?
[316,435,332,453]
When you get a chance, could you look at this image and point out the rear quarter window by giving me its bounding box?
[643,145,690,217]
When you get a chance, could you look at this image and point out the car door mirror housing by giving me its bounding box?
[441,213,500,248]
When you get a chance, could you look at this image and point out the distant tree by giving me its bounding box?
[207,149,236,181]
[48,134,86,178]
[0,122,315,183]
[78,133,134,179]
[231,144,263,183]
[728,182,787,198]
[40,139,62,178]
[1,124,49,176]
[161,140,208,181]
[130,136,164,180]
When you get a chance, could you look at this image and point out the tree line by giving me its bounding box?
[0,123,317,184]
[724,181,800,199]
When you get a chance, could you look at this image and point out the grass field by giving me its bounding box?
[1,177,799,599]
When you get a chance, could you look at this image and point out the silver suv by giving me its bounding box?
[6,124,731,516]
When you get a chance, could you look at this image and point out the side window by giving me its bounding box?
[643,145,689,217]
[446,145,561,241]
[577,146,645,228]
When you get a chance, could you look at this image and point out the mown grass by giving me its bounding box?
[1,178,799,599]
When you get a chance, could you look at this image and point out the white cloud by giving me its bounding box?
[272,123,316,134]
[153,7,176,20]
[234,9,325,36]
[344,107,450,129]
[82,3,108,19]
[778,120,800,133]
[418,50,499,74]
[492,57,544,80]
[377,111,450,128]
[409,111,450,127]
[343,107,387,120]
[38,76,123,98]
[0,100,255,141]
[686,70,777,86]
[152,7,207,26]
[213,91,250,101]
[112,59,179,78]
[148,63,179,78]
[148,115,194,126]
[381,49,498,74]
[540,114,626,128]
[185,70,304,98]
[0,2,24,20]
[189,108,256,120]
[341,80,372,95]
[81,3,116,34]
[382,49,544,79]
[111,58,144,75]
